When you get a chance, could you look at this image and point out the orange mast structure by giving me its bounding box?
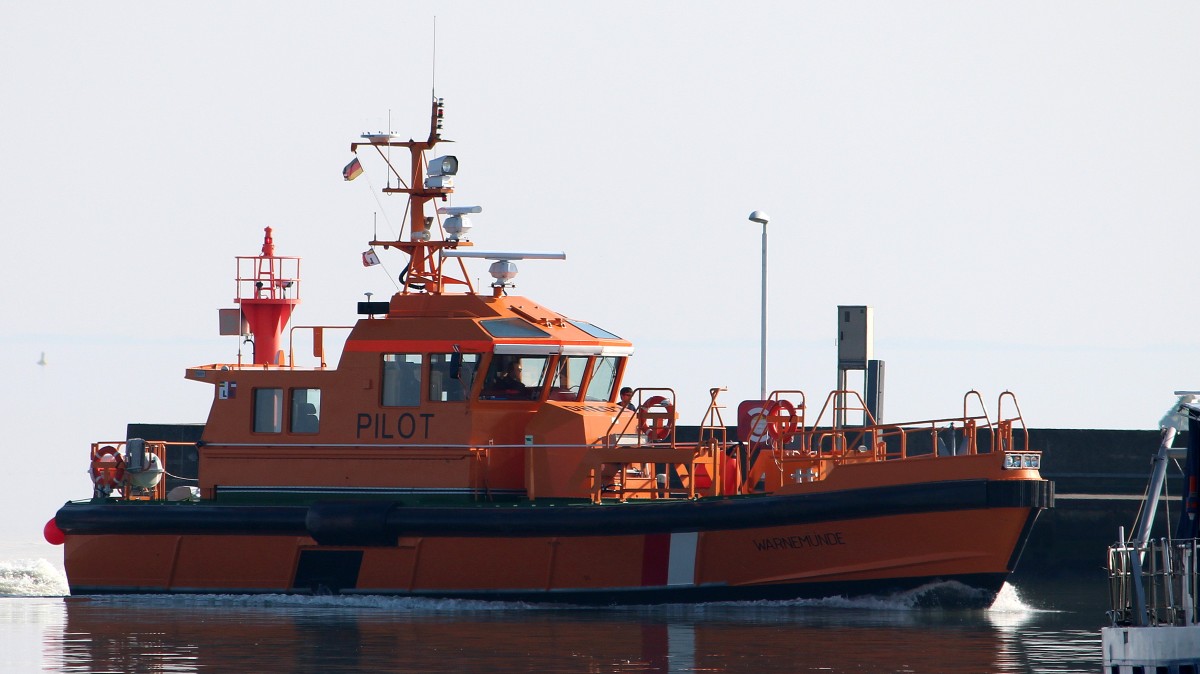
[351,97,473,295]
[234,227,300,365]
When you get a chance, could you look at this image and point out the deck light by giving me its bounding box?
[427,155,458,176]
[1003,453,1041,470]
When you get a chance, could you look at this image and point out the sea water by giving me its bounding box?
[1,556,1102,673]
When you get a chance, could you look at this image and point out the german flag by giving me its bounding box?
[342,156,363,181]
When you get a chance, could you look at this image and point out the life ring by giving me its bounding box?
[765,400,798,441]
[90,445,125,491]
[638,396,676,442]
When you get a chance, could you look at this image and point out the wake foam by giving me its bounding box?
[22,572,1040,615]
[82,593,546,614]
[987,582,1038,613]
[0,559,68,597]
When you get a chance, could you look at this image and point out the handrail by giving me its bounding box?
[737,389,1031,492]
[1108,538,1200,627]
[585,443,717,503]
[997,390,1029,453]
[601,387,678,448]
[963,390,997,454]
[808,390,878,431]
[287,325,354,369]
[89,441,168,501]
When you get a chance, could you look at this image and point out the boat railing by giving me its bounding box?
[287,325,354,369]
[235,251,300,301]
[602,387,680,448]
[1108,537,1200,627]
[696,387,729,451]
[799,389,1003,460]
[586,440,723,503]
[996,390,1030,453]
[88,440,198,501]
[591,388,740,502]
[737,389,1034,490]
[805,390,877,443]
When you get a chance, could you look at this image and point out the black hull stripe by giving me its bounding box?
[56,479,1051,544]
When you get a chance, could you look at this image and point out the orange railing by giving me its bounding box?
[287,325,354,369]
[590,387,1033,501]
[89,440,171,501]
[741,389,1032,493]
[591,388,732,502]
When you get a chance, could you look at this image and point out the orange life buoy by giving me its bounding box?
[765,400,798,441]
[90,445,125,491]
[638,396,676,442]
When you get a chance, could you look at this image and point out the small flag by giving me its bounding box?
[362,249,381,267]
[343,156,363,181]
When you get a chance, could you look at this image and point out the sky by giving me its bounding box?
[2,2,1199,550]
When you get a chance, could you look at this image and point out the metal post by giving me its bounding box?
[760,222,767,401]
[749,211,770,402]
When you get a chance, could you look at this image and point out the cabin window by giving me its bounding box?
[382,354,423,406]
[479,354,549,401]
[548,355,590,401]
[253,388,283,433]
[290,388,321,433]
[567,319,622,340]
[480,318,550,339]
[429,352,480,402]
[584,356,621,402]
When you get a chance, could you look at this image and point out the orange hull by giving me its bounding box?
[60,494,1043,605]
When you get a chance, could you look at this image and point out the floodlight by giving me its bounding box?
[427,155,459,177]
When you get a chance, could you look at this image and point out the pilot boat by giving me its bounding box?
[48,97,1052,605]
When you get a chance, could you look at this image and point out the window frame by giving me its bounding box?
[252,387,284,434]
[289,387,321,434]
[382,353,424,407]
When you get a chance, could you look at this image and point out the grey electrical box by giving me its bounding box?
[837,305,873,368]
[219,308,249,336]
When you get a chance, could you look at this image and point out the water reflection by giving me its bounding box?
[43,589,1101,673]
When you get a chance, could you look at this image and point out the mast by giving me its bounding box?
[350,97,473,295]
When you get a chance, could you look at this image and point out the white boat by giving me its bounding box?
[1102,394,1200,673]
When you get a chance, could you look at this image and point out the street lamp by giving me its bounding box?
[748,210,770,401]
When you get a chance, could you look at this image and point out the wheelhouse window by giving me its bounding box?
[480,318,550,339]
[382,354,423,406]
[290,388,321,433]
[479,354,549,401]
[584,356,622,402]
[429,352,480,402]
[567,320,622,340]
[253,388,283,433]
[548,355,590,401]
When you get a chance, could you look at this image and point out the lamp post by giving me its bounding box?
[748,210,770,401]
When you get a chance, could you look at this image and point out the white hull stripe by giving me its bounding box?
[667,532,698,586]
